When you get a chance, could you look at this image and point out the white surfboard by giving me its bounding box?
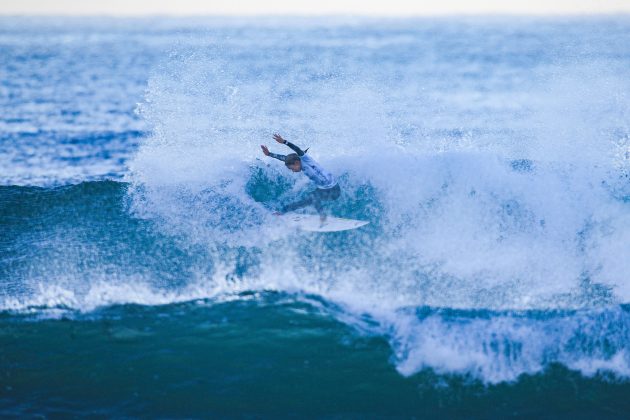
[283,214,369,232]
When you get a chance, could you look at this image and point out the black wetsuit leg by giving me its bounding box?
[282,184,341,215]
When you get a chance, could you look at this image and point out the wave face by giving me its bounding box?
[2,16,630,416]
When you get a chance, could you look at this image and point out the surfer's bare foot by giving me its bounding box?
[319,214,327,223]
[273,211,284,216]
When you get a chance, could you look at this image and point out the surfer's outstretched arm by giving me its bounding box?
[260,144,286,162]
[273,133,305,156]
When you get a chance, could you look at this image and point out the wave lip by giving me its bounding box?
[3,279,629,386]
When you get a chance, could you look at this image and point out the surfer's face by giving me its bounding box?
[288,161,301,172]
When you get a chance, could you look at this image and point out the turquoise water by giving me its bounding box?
[2,16,630,417]
[2,296,630,417]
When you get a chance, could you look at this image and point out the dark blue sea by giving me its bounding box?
[2,16,630,417]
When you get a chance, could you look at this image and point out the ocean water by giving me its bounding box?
[1,16,630,417]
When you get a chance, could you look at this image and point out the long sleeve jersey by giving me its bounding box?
[269,141,337,189]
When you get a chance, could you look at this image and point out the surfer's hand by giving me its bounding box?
[273,133,286,144]
[261,145,270,156]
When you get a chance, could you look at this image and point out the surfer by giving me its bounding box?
[261,133,340,221]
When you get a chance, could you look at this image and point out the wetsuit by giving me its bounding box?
[269,141,340,215]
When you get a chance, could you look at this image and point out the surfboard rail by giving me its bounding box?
[283,214,370,232]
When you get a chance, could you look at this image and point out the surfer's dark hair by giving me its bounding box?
[285,153,300,167]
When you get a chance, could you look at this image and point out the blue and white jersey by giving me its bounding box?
[268,140,338,190]
[299,154,337,189]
